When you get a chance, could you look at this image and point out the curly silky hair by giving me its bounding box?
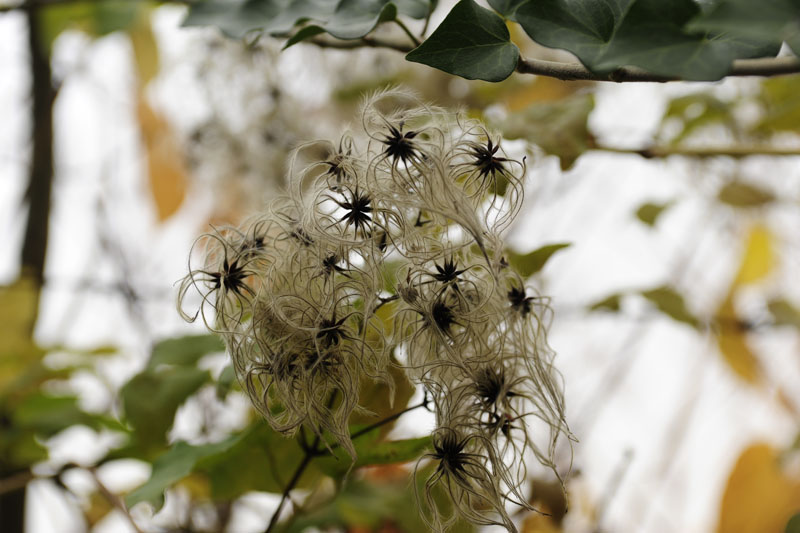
[178,89,572,531]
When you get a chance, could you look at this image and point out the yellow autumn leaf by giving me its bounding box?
[522,513,561,533]
[137,96,188,222]
[714,294,761,384]
[128,13,159,87]
[717,443,800,533]
[734,224,774,285]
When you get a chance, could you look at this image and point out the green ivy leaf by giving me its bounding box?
[147,334,224,370]
[126,437,241,510]
[641,286,699,328]
[120,366,211,453]
[506,243,571,278]
[687,0,800,56]
[493,93,594,170]
[183,0,427,42]
[405,0,519,82]
[491,0,778,80]
[717,182,775,207]
[635,201,673,227]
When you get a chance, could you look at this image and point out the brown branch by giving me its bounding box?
[262,398,428,533]
[594,144,800,159]
[306,35,413,53]
[516,55,800,82]
[0,471,34,497]
[89,467,145,533]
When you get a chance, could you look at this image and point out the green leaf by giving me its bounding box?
[494,0,779,81]
[493,94,594,170]
[660,92,736,145]
[215,364,237,399]
[282,24,326,48]
[755,75,800,134]
[316,435,431,477]
[768,299,800,327]
[38,0,144,52]
[687,0,800,56]
[405,0,519,82]
[148,335,224,370]
[641,286,699,328]
[506,243,571,277]
[13,394,114,437]
[635,201,672,227]
[183,0,427,42]
[787,512,800,533]
[199,422,322,499]
[126,437,240,510]
[589,293,622,312]
[120,367,211,453]
[717,182,775,207]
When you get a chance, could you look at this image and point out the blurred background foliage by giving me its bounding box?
[1,1,800,532]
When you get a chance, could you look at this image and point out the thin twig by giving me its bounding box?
[89,467,145,533]
[394,18,421,47]
[594,144,800,158]
[306,35,413,53]
[0,472,34,496]
[262,398,429,532]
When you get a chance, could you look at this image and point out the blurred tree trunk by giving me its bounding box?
[0,4,57,533]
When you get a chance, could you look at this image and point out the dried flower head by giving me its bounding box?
[178,88,572,531]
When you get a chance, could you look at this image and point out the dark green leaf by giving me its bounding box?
[506,243,571,277]
[787,512,800,533]
[500,0,778,81]
[768,299,800,327]
[13,394,114,437]
[183,0,427,42]
[121,367,211,452]
[0,429,48,468]
[282,25,326,49]
[641,286,699,328]
[215,364,237,399]
[635,201,672,227]
[316,435,431,477]
[589,293,622,312]
[717,182,775,207]
[199,422,322,499]
[494,94,594,170]
[405,0,519,82]
[148,334,224,370]
[126,437,241,510]
[687,0,800,56]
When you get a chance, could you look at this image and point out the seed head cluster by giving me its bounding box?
[178,90,571,532]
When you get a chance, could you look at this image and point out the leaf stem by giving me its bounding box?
[394,18,421,47]
[262,397,429,532]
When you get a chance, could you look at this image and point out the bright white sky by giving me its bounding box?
[1,5,799,533]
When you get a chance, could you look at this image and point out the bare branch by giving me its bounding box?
[516,55,800,82]
[594,144,800,158]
